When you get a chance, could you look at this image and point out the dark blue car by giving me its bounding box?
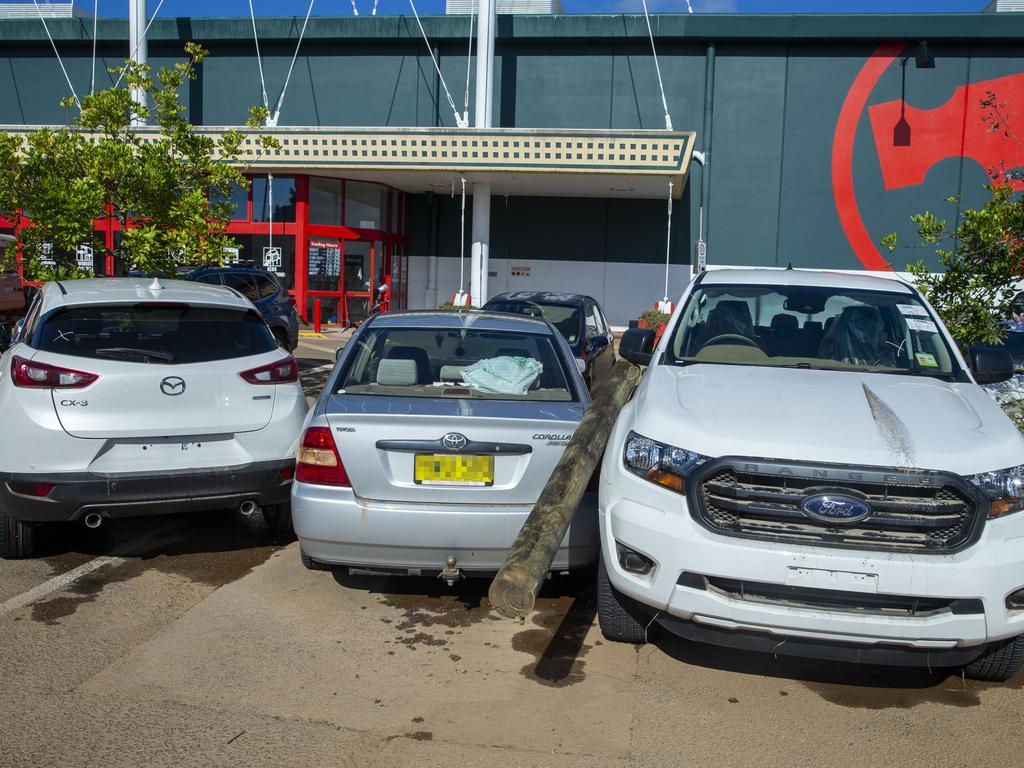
[482,291,616,390]
[187,267,299,351]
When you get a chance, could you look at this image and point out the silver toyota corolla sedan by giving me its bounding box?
[292,310,598,580]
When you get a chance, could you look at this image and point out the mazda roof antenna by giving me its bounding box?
[149,277,163,291]
[786,262,794,270]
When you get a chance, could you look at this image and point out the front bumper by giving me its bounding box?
[292,483,599,574]
[600,458,1024,663]
[0,459,295,522]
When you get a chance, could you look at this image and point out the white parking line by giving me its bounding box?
[0,556,123,618]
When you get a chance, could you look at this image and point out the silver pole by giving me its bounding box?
[128,0,148,126]
[470,0,494,305]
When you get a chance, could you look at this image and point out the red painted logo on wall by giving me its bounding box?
[832,44,1024,271]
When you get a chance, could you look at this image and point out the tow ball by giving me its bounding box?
[438,555,462,587]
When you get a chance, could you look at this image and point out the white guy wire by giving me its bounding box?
[268,0,316,126]
[113,0,168,89]
[462,0,475,128]
[663,179,674,302]
[459,177,467,292]
[248,0,271,110]
[686,0,693,12]
[32,0,80,107]
[641,0,673,131]
[90,0,99,96]
[371,0,380,14]
[350,0,359,15]
[408,0,466,127]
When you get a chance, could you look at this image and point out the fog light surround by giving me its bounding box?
[1007,587,1024,611]
[617,543,655,575]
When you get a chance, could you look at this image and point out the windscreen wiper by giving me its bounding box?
[94,347,175,364]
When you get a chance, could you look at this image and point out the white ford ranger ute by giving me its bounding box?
[600,268,1024,682]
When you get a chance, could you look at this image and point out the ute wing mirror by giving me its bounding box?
[970,344,1014,385]
[619,328,657,366]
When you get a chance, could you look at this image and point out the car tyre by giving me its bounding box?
[597,549,650,644]
[963,635,1024,682]
[0,507,38,559]
[300,549,331,571]
[261,502,292,534]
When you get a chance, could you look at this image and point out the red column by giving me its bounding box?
[294,175,309,322]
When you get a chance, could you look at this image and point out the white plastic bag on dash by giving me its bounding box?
[460,356,542,395]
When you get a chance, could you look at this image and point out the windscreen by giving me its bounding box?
[337,327,576,401]
[665,284,961,379]
[485,301,581,344]
[35,303,276,364]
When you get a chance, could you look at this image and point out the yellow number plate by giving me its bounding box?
[414,454,494,486]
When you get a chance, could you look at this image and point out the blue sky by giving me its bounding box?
[81,0,986,18]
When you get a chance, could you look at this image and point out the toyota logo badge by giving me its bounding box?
[441,432,468,451]
[160,376,186,396]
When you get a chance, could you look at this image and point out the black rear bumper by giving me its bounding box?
[0,460,294,523]
[655,613,987,668]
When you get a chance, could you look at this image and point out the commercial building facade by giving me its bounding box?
[0,12,1022,324]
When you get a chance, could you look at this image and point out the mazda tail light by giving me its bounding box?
[240,356,298,384]
[11,356,99,389]
[295,427,351,487]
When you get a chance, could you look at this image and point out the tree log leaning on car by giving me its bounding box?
[488,358,641,619]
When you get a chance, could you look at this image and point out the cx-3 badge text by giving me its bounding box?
[160,376,186,396]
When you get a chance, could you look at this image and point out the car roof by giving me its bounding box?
[39,277,252,314]
[486,291,591,306]
[699,268,915,294]
[366,309,556,334]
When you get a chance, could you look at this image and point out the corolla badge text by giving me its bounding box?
[801,494,871,524]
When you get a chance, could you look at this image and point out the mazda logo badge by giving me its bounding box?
[160,376,186,396]
[441,432,468,451]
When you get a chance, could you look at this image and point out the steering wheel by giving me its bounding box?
[698,333,762,351]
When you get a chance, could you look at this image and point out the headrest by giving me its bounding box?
[376,358,418,386]
[439,364,465,381]
[770,313,799,332]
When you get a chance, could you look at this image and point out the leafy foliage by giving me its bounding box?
[884,90,1024,350]
[640,308,670,329]
[0,43,277,280]
[438,300,479,310]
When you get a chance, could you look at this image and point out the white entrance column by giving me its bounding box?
[470,0,495,305]
[129,0,147,126]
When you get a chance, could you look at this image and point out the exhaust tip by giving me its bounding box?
[83,512,103,529]
[239,500,260,517]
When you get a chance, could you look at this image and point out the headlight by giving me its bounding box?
[968,464,1024,518]
[623,431,708,494]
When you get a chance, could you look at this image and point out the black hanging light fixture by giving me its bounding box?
[894,41,935,147]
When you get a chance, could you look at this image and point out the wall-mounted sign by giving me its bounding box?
[263,246,282,271]
[511,265,531,278]
[75,243,93,269]
[224,247,240,265]
[308,238,341,277]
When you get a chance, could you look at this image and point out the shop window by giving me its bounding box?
[252,176,296,223]
[227,234,296,289]
[345,181,385,230]
[211,181,249,221]
[309,177,343,226]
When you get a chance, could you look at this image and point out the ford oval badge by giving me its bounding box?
[801,494,871,524]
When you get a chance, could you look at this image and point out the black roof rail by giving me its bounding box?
[56,281,67,295]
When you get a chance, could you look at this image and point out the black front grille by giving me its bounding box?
[691,458,985,553]
[687,574,984,617]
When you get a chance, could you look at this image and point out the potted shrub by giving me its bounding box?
[640,308,670,342]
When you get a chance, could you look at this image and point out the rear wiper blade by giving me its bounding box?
[94,347,175,363]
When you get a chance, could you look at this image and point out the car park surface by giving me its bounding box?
[0,331,1021,768]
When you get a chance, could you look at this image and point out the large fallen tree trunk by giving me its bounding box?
[488,358,641,618]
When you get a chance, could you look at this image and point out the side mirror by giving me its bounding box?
[970,344,1014,385]
[575,357,587,375]
[619,328,657,366]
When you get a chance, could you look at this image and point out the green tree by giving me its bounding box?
[884,91,1024,350]
[0,43,277,280]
